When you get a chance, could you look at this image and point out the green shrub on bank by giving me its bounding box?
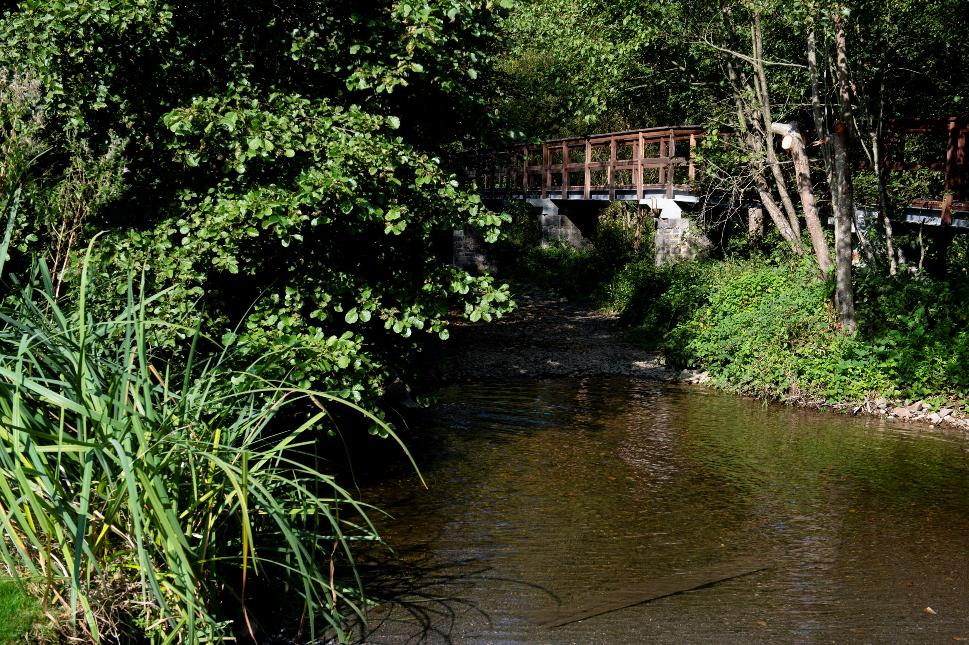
[515,229,969,404]
[669,259,894,401]
[636,259,969,402]
[0,245,409,642]
[856,269,969,400]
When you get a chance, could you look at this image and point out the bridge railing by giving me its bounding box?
[459,126,704,201]
[886,117,969,223]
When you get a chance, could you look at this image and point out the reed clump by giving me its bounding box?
[0,229,407,642]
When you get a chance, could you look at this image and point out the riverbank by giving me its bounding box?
[441,283,969,435]
[440,286,708,383]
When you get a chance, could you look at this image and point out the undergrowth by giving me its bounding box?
[504,219,969,406]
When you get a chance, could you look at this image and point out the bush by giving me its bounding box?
[673,260,893,400]
[855,268,969,399]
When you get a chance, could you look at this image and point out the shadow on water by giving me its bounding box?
[352,548,561,644]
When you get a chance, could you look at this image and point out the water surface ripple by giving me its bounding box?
[356,379,969,643]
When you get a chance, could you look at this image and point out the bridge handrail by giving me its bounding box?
[460,126,705,201]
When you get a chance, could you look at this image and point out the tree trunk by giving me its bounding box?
[832,128,857,332]
[770,122,832,274]
[872,124,898,275]
[752,14,801,238]
[722,42,806,256]
[831,10,857,333]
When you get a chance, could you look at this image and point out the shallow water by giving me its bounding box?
[355,379,969,643]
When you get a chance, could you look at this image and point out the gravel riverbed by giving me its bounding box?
[440,287,706,383]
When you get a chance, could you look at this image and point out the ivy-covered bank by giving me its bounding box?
[509,221,969,422]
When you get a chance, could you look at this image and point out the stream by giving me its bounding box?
[354,378,969,643]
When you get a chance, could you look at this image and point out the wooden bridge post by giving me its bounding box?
[658,138,667,188]
[542,143,550,199]
[505,153,513,199]
[666,131,675,199]
[522,145,529,194]
[584,140,592,200]
[635,132,644,200]
[943,117,967,225]
[608,137,617,200]
[562,142,570,198]
[689,134,697,183]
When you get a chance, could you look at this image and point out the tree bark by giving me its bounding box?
[831,10,857,333]
[832,127,857,332]
[770,122,832,274]
[721,33,806,256]
[752,14,801,239]
[872,76,898,274]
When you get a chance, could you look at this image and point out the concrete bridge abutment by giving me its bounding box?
[453,195,710,273]
[526,198,591,248]
[527,196,709,265]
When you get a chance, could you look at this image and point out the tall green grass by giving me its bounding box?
[0,232,412,641]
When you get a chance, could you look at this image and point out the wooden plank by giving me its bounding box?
[911,198,969,211]
[532,558,769,629]
[584,140,591,199]
[689,133,697,181]
[635,132,644,200]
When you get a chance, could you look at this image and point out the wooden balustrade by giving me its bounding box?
[886,117,969,223]
[462,126,704,201]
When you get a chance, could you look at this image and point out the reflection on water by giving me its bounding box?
[356,379,969,643]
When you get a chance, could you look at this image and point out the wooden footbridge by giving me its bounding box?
[459,118,969,229]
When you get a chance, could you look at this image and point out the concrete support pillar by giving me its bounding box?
[452,228,496,274]
[655,217,711,265]
[528,198,586,247]
[748,206,764,238]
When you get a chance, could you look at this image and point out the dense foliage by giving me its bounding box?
[0,243,415,641]
[2,0,969,640]
[0,1,519,642]
[0,0,515,401]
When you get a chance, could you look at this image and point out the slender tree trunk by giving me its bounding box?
[770,122,832,274]
[722,43,806,255]
[831,10,857,333]
[873,77,898,274]
[832,127,857,331]
[752,14,801,238]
